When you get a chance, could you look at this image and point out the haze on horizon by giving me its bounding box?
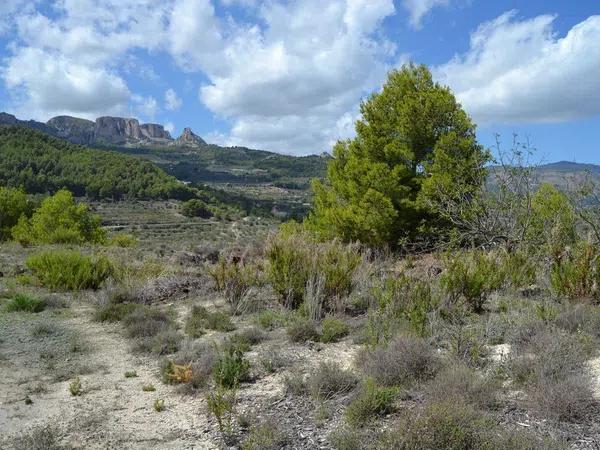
[0,0,599,161]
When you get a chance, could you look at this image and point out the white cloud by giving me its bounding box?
[3,47,130,120]
[436,11,600,124]
[164,121,175,134]
[168,0,397,154]
[133,95,159,120]
[402,0,448,29]
[164,88,182,111]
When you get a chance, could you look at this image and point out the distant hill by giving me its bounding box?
[0,112,329,187]
[0,125,195,200]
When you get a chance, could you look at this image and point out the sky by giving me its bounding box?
[0,0,599,162]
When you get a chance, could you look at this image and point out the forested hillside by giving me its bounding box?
[0,126,195,200]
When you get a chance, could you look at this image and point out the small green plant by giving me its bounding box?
[441,251,504,312]
[5,293,45,313]
[206,386,236,437]
[154,398,165,412]
[550,242,600,300]
[124,370,138,378]
[242,422,289,450]
[142,384,156,392]
[185,305,235,336]
[213,346,251,389]
[320,317,349,343]
[26,250,114,291]
[286,315,320,342]
[255,309,288,330]
[345,378,397,426]
[69,377,82,396]
[109,233,139,248]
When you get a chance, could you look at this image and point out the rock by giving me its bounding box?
[48,115,95,145]
[174,127,206,147]
[140,123,172,140]
[519,284,541,298]
[94,116,143,144]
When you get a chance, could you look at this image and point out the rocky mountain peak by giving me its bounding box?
[175,127,206,147]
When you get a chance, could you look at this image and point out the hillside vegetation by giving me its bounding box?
[0,126,195,200]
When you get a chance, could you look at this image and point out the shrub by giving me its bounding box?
[12,424,62,450]
[426,365,499,409]
[499,249,537,289]
[69,377,82,396]
[242,422,289,450]
[124,370,137,378]
[345,378,397,426]
[206,387,236,436]
[185,305,235,336]
[122,307,172,338]
[5,293,45,313]
[94,303,140,322]
[0,186,34,241]
[181,199,213,218]
[360,335,439,387]
[209,258,259,312]
[384,401,495,449]
[321,317,349,343]
[12,189,106,245]
[550,242,600,300]
[154,398,165,412]
[440,251,503,312]
[307,361,358,400]
[108,233,138,248]
[213,346,251,389]
[26,250,114,290]
[266,223,361,308]
[255,309,288,330]
[286,317,320,343]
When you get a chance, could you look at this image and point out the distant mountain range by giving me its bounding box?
[0,112,206,148]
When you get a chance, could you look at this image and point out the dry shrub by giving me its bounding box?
[307,361,358,400]
[360,335,440,387]
[426,364,499,410]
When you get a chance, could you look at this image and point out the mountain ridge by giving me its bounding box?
[0,112,201,148]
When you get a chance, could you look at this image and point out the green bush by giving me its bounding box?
[286,316,320,342]
[551,242,600,300]
[0,186,34,240]
[307,361,358,399]
[242,422,289,450]
[26,250,114,290]
[12,189,106,245]
[185,305,235,336]
[108,233,138,248]
[345,378,397,426]
[266,223,361,308]
[441,251,503,312]
[4,293,45,313]
[181,199,213,218]
[321,317,349,343]
[213,346,251,389]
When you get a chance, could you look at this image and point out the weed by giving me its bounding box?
[307,361,358,400]
[154,398,165,412]
[242,422,289,450]
[360,335,439,387]
[12,424,63,450]
[345,378,397,426]
[213,346,251,389]
[206,386,237,436]
[69,377,82,396]
[142,384,156,392]
[286,316,320,342]
[5,293,45,313]
[255,309,288,330]
[321,316,349,343]
[185,305,235,336]
[124,370,138,378]
[26,250,114,291]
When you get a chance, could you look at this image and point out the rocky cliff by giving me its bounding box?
[0,112,202,149]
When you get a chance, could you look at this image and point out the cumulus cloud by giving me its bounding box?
[1,0,170,120]
[402,0,448,29]
[164,88,182,111]
[167,0,397,153]
[3,47,130,119]
[436,11,600,124]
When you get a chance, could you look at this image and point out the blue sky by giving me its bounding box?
[0,1,599,162]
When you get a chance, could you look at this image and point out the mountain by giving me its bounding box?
[0,112,194,148]
[0,112,329,187]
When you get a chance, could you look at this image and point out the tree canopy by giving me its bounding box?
[308,64,489,247]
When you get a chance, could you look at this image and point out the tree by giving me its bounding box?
[0,187,34,240]
[308,64,488,248]
[12,189,106,245]
[180,199,213,218]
